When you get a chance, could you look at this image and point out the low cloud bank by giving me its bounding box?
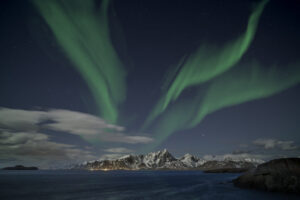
[0,107,153,144]
[0,131,95,168]
[0,107,153,168]
[253,138,298,150]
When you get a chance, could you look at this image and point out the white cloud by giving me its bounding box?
[45,109,124,135]
[253,138,298,150]
[0,107,154,168]
[0,108,45,131]
[253,139,276,149]
[98,148,135,161]
[99,134,153,144]
[203,153,265,163]
[104,147,133,153]
[276,141,298,150]
[0,107,153,144]
[0,130,96,168]
[99,154,124,160]
[239,144,249,148]
[0,131,48,145]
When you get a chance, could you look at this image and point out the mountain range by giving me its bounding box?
[73,149,264,171]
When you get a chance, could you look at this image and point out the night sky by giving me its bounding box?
[0,0,300,168]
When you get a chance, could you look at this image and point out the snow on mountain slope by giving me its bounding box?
[75,149,263,170]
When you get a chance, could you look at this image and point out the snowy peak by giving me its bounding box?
[155,149,176,161]
[179,153,206,167]
[140,149,176,168]
[180,153,198,161]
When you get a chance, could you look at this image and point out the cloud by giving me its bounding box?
[276,141,298,150]
[99,154,125,160]
[0,130,96,168]
[203,153,265,163]
[0,108,45,131]
[45,109,124,135]
[97,148,134,161]
[239,144,249,148]
[104,147,133,153]
[0,107,154,168]
[253,139,276,149]
[0,107,153,144]
[103,135,153,144]
[0,131,47,145]
[253,138,298,150]
[232,149,252,155]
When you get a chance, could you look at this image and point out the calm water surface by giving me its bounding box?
[0,170,298,200]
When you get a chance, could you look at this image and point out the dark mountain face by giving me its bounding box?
[201,160,256,170]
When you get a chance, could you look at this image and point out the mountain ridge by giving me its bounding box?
[73,149,264,171]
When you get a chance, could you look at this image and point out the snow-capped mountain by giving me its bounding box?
[74,149,262,171]
[179,153,206,167]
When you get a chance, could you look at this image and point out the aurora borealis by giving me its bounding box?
[0,0,300,167]
[143,0,269,128]
[33,0,126,123]
[148,61,300,149]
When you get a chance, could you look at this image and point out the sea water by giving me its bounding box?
[0,170,298,200]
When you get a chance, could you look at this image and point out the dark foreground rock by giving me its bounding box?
[2,165,38,170]
[233,158,300,193]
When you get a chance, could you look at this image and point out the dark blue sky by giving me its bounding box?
[0,0,299,167]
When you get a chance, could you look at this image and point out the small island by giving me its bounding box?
[2,165,38,170]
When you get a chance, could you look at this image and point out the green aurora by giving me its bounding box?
[143,0,269,129]
[148,61,300,149]
[32,0,299,151]
[33,0,126,123]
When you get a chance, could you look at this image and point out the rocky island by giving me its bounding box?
[2,165,38,170]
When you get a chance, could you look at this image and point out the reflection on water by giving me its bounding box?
[0,170,298,200]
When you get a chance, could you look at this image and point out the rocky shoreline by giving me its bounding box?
[233,158,300,194]
[77,150,300,194]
